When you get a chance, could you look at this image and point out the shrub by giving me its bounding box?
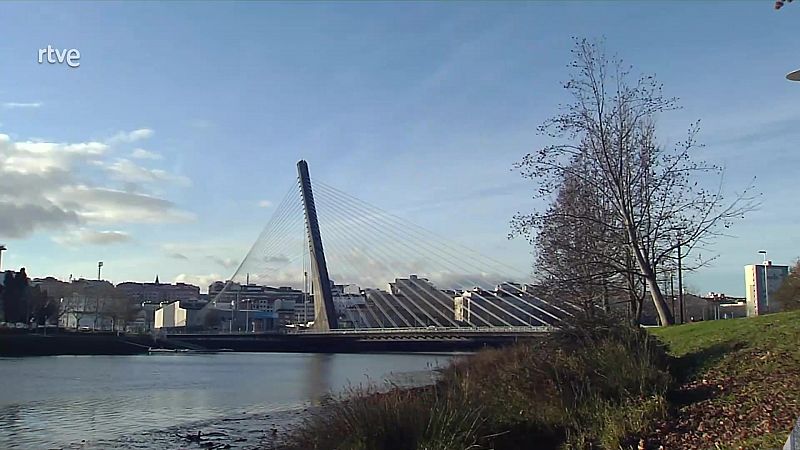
[276,315,672,450]
[280,385,485,450]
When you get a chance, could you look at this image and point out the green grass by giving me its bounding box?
[652,310,800,356]
[646,310,800,449]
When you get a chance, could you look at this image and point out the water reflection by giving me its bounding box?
[0,353,450,449]
[304,353,333,405]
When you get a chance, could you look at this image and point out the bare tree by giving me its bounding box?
[512,39,758,326]
[103,294,140,332]
[67,292,87,329]
[529,170,616,313]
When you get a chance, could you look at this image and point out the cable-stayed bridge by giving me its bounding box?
[173,161,575,351]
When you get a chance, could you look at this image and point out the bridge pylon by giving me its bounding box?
[297,160,338,331]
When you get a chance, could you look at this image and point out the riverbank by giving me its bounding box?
[0,329,541,356]
[76,404,313,450]
[274,317,672,450]
[0,330,153,356]
[272,311,800,450]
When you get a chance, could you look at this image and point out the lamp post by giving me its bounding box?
[97,261,103,281]
[230,300,235,333]
[0,244,6,272]
[141,302,148,332]
[670,273,676,320]
[758,250,769,314]
[677,239,684,324]
[244,298,250,333]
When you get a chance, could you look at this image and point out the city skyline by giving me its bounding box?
[0,2,798,297]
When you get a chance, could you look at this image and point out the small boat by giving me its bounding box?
[148,348,182,353]
[148,347,232,354]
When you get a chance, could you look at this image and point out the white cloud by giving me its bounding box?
[175,273,223,292]
[130,148,163,160]
[107,128,154,144]
[258,200,273,208]
[54,229,131,246]
[3,102,42,109]
[263,255,290,264]
[208,256,239,269]
[1,139,109,175]
[0,131,194,239]
[54,185,195,224]
[106,158,190,187]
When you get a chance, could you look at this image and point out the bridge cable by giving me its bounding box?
[316,193,474,328]
[316,191,468,328]
[314,183,570,323]
[316,181,578,317]
[314,188,521,327]
[314,186,550,326]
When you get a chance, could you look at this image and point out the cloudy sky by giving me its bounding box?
[0,2,797,295]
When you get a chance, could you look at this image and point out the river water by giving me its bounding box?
[0,352,453,449]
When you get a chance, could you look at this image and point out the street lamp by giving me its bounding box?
[787,69,800,82]
[758,250,769,314]
[676,238,685,324]
[230,300,235,333]
[0,244,6,271]
[97,261,104,281]
[244,298,250,333]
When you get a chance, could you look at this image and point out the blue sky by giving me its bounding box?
[0,1,797,295]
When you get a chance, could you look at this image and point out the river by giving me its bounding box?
[0,352,454,449]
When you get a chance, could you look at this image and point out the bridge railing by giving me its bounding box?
[164,326,557,337]
[289,326,556,335]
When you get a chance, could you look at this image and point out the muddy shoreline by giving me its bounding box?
[55,404,315,450]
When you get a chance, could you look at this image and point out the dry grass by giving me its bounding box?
[276,316,672,450]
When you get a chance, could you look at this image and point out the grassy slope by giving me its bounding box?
[649,310,800,449]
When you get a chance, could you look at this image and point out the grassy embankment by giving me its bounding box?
[646,310,800,449]
[274,311,800,450]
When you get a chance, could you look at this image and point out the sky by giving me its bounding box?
[0,1,797,295]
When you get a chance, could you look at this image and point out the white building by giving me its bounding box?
[745,262,790,316]
[154,300,187,329]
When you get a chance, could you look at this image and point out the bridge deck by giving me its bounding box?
[162,327,551,353]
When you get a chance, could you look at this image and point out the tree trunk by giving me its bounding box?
[635,299,644,324]
[643,273,673,325]
[626,224,675,325]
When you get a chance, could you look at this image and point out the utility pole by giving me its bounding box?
[670,273,676,320]
[677,241,684,324]
[662,276,669,326]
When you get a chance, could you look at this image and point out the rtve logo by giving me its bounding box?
[38,46,81,68]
